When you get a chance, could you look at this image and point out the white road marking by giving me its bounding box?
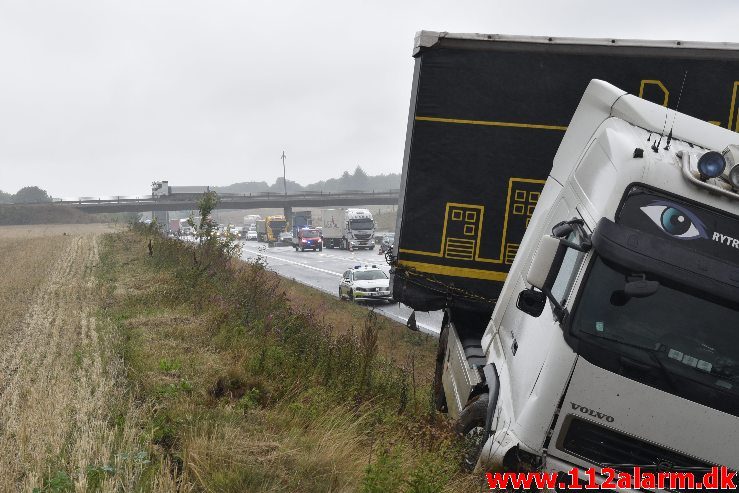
[241,247,342,277]
[241,245,439,336]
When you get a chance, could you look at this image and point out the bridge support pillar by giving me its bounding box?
[283,205,292,225]
[153,210,169,231]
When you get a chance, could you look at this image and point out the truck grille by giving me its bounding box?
[354,233,371,240]
[560,418,734,491]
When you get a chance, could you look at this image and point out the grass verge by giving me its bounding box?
[98,227,480,492]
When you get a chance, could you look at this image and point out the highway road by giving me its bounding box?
[239,241,443,335]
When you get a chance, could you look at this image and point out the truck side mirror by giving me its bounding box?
[518,235,569,320]
[526,235,565,290]
[516,289,546,317]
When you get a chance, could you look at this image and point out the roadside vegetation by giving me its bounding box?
[96,192,480,491]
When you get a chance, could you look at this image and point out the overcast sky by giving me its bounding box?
[2,0,739,197]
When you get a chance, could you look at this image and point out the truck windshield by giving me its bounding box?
[570,256,739,415]
[349,219,374,230]
[354,270,387,281]
[269,221,286,230]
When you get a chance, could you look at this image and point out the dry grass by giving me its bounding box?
[0,223,121,239]
[280,279,438,384]
[0,228,162,491]
[95,229,480,492]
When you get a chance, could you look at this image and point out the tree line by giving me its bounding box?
[0,186,52,204]
[215,166,400,195]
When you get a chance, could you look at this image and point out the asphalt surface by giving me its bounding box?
[239,241,443,335]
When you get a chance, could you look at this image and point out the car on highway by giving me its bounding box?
[293,227,323,252]
[338,265,392,303]
[378,233,395,255]
[246,225,258,241]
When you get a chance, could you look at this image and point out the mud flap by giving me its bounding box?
[406,311,418,331]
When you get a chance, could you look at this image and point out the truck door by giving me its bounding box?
[497,198,584,417]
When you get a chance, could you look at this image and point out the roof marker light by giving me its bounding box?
[697,151,726,180]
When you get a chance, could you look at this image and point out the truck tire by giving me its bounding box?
[301,246,305,252]
[455,393,489,472]
[318,246,323,252]
[369,244,375,251]
[433,326,449,413]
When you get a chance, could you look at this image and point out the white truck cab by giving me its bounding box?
[321,208,376,250]
[442,80,739,481]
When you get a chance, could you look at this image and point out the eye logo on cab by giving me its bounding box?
[640,201,708,240]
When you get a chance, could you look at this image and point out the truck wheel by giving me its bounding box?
[369,244,375,251]
[301,246,305,252]
[318,246,323,252]
[455,393,489,472]
[433,326,449,413]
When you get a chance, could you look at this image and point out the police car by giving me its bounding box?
[338,264,392,303]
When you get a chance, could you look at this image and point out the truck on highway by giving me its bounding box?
[178,218,190,235]
[392,32,739,480]
[320,208,375,250]
[256,215,288,244]
[243,214,261,229]
[289,211,320,251]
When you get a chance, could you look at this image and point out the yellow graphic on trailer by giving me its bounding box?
[399,177,545,275]
[443,204,483,260]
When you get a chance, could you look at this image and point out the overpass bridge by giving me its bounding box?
[49,190,400,214]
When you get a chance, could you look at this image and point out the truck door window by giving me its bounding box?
[550,233,586,305]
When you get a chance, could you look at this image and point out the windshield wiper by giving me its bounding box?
[586,333,679,392]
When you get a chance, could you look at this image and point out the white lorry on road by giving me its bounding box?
[439,79,739,479]
[320,208,376,250]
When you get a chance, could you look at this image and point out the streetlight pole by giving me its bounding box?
[281,151,287,197]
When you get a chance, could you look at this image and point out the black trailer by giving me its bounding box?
[392,31,739,317]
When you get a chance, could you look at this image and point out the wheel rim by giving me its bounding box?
[461,427,485,472]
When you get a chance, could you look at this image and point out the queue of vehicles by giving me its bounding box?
[391,31,739,483]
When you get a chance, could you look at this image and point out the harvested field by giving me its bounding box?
[0,223,120,239]
[0,230,152,491]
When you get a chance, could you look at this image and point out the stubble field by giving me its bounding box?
[0,226,170,491]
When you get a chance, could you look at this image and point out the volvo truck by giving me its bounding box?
[443,78,739,478]
[320,208,375,250]
[391,32,739,482]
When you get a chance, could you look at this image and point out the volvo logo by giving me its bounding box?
[570,402,615,422]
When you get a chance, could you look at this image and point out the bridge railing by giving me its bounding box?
[42,189,400,206]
